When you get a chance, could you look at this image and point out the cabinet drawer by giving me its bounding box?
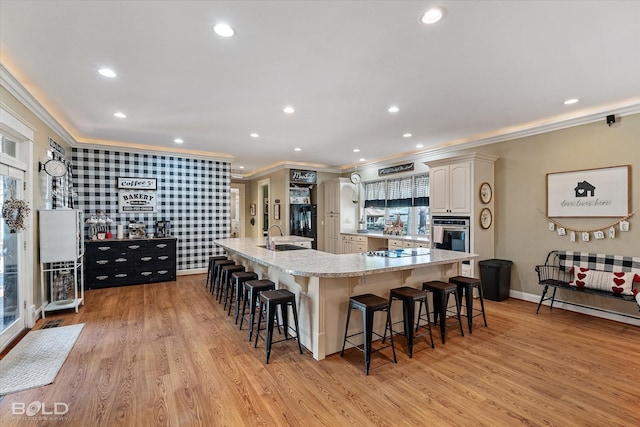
[86,270,134,288]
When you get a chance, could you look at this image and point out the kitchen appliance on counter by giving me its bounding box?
[155,220,170,237]
[290,204,317,249]
[128,221,146,238]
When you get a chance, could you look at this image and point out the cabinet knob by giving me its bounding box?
[156,244,168,248]
[141,257,152,262]
[128,245,140,250]
[115,258,127,263]
[98,246,111,251]
[158,256,169,261]
[115,273,128,278]
[96,260,109,265]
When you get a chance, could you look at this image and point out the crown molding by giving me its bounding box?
[243,160,341,180]
[0,64,78,147]
[75,140,234,163]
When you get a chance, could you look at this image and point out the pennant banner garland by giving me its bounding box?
[546,210,636,243]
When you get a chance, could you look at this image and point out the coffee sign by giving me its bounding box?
[117,177,157,190]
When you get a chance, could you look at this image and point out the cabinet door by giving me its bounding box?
[429,166,449,213]
[324,180,340,214]
[449,162,471,213]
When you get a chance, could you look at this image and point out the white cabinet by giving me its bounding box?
[429,162,471,214]
[39,209,84,317]
[341,234,367,253]
[325,214,340,254]
[322,178,357,253]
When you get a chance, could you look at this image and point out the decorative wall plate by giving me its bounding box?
[480,208,492,229]
[479,182,492,204]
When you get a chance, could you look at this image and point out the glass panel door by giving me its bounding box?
[0,169,25,350]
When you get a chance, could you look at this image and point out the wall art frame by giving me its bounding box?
[546,165,630,217]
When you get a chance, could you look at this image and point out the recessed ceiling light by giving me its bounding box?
[564,98,579,105]
[294,147,302,152]
[239,166,245,169]
[403,133,412,138]
[416,144,424,148]
[353,148,360,153]
[98,68,117,78]
[359,158,366,162]
[421,7,446,24]
[113,112,127,118]
[174,138,184,144]
[213,23,235,37]
[388,105,400,113]
[283,106,295,114]
[250,133,259,138]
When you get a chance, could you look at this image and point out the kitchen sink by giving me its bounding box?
[257,244,310,251]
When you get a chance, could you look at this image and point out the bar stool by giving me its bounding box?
[212,259,235,296]
[228,271,258,323]
[254,289,303,364]
[206,255,227,289]
[421,281,464,344]
[449,276,487,333]
[240,279,276,341]
[384,287,434,358]
[341,293,397,375]
[219,265,245,305]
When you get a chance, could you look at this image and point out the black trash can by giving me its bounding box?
[479,259,513,301]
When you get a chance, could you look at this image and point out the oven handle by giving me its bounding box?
[434,226,469,231]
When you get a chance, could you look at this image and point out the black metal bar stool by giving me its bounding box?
[228,271,258,323]
[219,265,245,305]
[421,281,464,344]
[212,259,235,296]
[254,289,303,364]
[449,275,487,333]
[341,293,397,375]
[206,255,227,289]
[240,279,276,341]
[384,286,434,357]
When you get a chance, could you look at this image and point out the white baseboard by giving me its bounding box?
[510,289,640,326]
[177,268,207,276]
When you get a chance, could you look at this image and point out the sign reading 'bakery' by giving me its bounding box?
[118,191,158,213]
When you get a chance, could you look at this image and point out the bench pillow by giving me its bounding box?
[569,266,639,296]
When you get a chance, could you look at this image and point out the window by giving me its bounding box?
[363,174,430,237]
[0,136,17,158]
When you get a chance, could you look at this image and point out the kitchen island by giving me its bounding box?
[215,237,476,360]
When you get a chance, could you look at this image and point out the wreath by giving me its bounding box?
[2,197,31,233]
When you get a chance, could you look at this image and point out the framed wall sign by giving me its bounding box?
[290,169,317,184]
[546,165,630,217]
[118,191,157,213]
[117,177,157,190]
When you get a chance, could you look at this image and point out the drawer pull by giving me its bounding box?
[158,270,169,275]
[158,256,169,261]
[141,271,153,276]
[115,258,127,263]
[156,244,168,248]
[96,260,109,265]
[141,257,152,262]
[96,275,108,281]
[98,246,111,251]
[128,245,140,250]
[115,273,128,278]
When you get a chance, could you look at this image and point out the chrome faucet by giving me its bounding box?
[266,224,284,248]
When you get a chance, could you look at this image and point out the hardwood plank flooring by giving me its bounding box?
[1,274,640,426]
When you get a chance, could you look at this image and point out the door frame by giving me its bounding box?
[0,106,35,350]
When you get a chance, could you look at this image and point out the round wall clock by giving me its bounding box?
[350,171,361,184]
[480,208,493,229]
[479,182,492,204]
[43,159,68,177]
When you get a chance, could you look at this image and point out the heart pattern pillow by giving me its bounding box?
[569,266,639,295]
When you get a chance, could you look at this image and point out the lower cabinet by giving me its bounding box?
[341,234,367,254]
[85,237,177,289]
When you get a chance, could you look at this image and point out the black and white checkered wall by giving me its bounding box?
[72,148,229,271]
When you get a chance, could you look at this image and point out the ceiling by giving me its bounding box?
[2,1,640,177]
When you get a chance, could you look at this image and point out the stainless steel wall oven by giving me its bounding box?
[431,216,470,264]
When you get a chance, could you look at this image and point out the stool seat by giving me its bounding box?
[385,287,434,358]
[422,281,464,344]
[240,279,276,341]
[228,271,259,321]
[449,275,487,333]
[341,293,397,375]
[213,260,235,296]
[220,265,246,306]
[254,289,303,364]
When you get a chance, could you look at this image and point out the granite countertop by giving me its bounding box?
[214,237,474,278]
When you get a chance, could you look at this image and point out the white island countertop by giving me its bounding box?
[214,237,475,278]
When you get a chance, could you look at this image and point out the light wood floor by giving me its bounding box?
[1,274,640,426]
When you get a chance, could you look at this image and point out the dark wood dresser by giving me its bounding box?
[85,237,177,289]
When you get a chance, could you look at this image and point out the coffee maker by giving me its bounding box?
[155,220,170,237]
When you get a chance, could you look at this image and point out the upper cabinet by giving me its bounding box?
[429,161,471,214]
